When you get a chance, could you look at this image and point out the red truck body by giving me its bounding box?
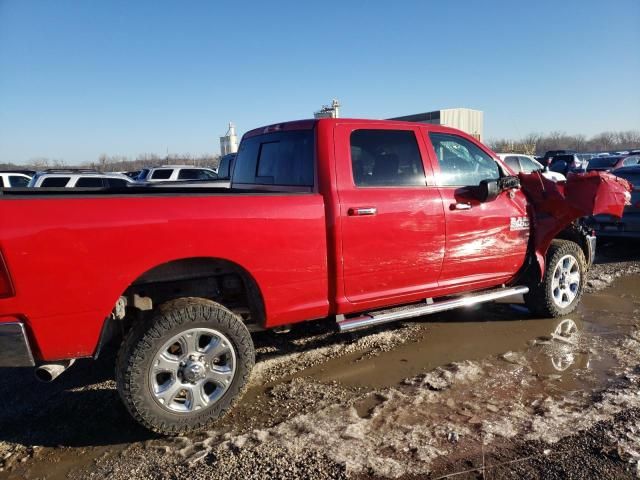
[0,119,630,363]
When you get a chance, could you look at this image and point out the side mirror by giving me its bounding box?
[476,179,500,203]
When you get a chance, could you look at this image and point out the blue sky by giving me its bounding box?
[1,0,639,164]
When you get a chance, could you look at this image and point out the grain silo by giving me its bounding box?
[220,122,239,156]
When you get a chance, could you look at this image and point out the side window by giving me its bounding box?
[519,156,541,173]
[9,176,30,187]
[106,178,129,188]
[623,155,640,166]
[429,133,500,186]
[41,177,70,187]
[178,169,200,180]
[0,177,5,187]
[503,156,521,173]
[150,169,172,180]
[197,169,217,179]
[76,177,105,187]
[350,129,425,187]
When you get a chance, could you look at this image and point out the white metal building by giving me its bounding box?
[220,122,239,156]
[389,108,484,141]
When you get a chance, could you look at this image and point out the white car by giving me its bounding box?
[136,165,218,183]
[28,170,134,188]
[496,153,566,182]
[0,172,32,188]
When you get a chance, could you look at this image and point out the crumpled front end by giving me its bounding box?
[519,170,632,276]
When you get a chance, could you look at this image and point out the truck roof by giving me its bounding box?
[243,118,470,139]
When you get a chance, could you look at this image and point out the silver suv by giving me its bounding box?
[28,170,134,188]
[136,165,218,183]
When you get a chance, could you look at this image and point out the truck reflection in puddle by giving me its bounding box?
[307,272,640,394]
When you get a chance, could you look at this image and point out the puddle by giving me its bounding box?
[2,275,639,480]
[305,275,639,394]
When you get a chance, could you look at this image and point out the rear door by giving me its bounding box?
[335,124,446,304]
[426,132,529,288]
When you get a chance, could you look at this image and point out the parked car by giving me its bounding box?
[618,155,640,168]
[0,118,629,435]
[586,155,630,172]
[549,154,583,176]
[217,153,236,180]
[541,150,577,167]
[28,170,134,188]
[586,165,640,238]
[496,153,566,181]
[0,171,32,188]
[136,165,218,182]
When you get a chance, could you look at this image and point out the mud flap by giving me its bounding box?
[519,171,631,277]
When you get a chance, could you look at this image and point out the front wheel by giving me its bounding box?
[525,240,586,317]
[116,297,254,435]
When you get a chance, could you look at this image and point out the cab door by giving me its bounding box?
[335,124,445,305]
[426,131,529,288]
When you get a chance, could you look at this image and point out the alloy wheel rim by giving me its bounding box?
[149,327,236,413]
[551,254,580,308]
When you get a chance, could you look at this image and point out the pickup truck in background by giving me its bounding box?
[0,118,631,435]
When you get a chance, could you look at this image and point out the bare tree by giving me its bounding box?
[488,129,640,155]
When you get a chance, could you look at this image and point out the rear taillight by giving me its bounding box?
[0,251,15,298]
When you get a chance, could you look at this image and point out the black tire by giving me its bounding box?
[116,297,254,435]
[524,240,586,318]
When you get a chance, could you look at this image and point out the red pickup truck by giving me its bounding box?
[0,118,630,434]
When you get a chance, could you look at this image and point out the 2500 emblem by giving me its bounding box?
[510,216,530,231]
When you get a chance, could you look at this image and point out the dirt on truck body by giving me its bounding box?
[0,118,631,437]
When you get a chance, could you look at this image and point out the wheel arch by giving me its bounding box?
[94,256,266,357]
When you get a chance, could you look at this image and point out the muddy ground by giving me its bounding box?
[1,239,639,480]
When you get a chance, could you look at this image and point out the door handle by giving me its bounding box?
[348,207,377,216]
[451,202,472,210]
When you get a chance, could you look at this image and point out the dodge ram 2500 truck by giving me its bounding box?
[0,118,631,435]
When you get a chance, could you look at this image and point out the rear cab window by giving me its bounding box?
[233,129,315,190]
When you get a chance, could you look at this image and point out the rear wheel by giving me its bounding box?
[116,297,254,435]
[525,240,586,317]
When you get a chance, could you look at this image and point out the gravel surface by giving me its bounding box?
[0,239,638,480]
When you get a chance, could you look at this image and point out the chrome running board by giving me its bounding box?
[337,286,529,333]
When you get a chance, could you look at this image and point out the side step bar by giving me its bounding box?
[338,285,529,333]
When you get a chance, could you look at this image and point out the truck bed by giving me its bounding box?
[0,190,329,359]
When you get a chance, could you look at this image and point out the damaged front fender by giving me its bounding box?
[519,170,632,278]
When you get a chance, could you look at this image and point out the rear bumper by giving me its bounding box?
[0,322,35,367]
